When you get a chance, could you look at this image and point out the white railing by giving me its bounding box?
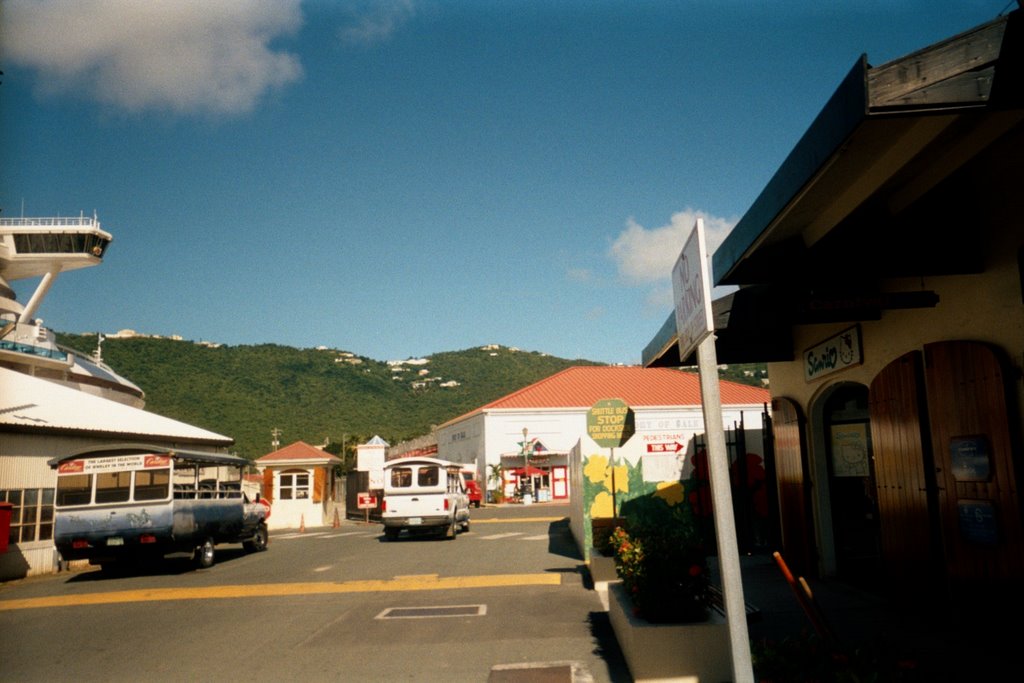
[0,216,99,227]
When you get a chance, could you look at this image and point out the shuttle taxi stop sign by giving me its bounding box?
[586,398,635,448]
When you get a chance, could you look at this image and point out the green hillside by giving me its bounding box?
[55,333,768,465]
[55,334,601,462]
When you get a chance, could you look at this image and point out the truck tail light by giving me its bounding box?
[382,500,387,512]
[139,534,157,544]
[72,539,89,549]
[444,499,450,511]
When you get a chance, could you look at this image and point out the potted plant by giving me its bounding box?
[604,494,730,682]
[609,496,711,623]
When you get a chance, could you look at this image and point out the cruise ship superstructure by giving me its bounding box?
[0,215,144,407]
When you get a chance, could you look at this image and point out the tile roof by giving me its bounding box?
[256,440,341,464]
[444,366,769,425]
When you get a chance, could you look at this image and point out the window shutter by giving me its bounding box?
[313,467,325,504]
[262,469,274,503]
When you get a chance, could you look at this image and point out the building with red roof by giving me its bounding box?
[436,365,770,508]
[255,441,342,530]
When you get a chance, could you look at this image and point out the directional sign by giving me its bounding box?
[586,398,635,448]
[646,442,684,454]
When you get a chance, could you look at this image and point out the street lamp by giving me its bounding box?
[520,427,532,503]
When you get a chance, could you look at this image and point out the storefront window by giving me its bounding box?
[1,488,55,544]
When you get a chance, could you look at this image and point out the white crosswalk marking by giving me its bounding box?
[479,532,524,540]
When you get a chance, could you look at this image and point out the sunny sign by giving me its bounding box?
[586,398,636,448]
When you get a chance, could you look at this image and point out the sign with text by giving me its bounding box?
[357,493,378,509]
[586,398,636,448]
[672,218,715,362]
[804,325,862,382]
[57,454,170,474]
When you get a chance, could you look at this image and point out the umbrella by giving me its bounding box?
[510,466,546,476]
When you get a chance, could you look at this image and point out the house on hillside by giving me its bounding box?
[643,8,1024,618]
[435,365,771,554]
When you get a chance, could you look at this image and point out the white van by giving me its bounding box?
[381,457,470,541]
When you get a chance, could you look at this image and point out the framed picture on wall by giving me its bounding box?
[958,499,998,546]
[830,423,870,477]
[950,435,992,482]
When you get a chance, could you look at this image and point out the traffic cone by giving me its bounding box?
[333,508,340,528]
[299,513,305,533]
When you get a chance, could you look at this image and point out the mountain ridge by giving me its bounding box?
[55,333,766,465]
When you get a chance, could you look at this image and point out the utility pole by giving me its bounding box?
[271,427,281,451]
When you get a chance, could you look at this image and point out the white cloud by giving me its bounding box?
[338,0,416,47]
[609,208,738,310]
[0,0,304,116]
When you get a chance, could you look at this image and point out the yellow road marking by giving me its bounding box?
[0,573,561,612]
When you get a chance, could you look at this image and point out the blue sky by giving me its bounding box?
[1,1,1013,365]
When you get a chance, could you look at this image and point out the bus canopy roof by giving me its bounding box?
[48,443,250,469]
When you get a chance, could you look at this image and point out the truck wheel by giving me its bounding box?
[244,523,268,553]
[194,538,215,569]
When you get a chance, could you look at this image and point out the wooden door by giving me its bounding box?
[771,397,816,576]
[924,341,1024,588]
[869,351,938,593]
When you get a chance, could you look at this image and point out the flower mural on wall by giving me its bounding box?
[653,481,685,505]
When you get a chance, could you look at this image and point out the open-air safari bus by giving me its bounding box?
[50,444,269,572]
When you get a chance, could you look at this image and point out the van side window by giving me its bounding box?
[391,467,412,488]
[417,466,439,487]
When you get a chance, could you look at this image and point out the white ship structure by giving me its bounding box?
[1,214,235,581]
[0,214,144,407]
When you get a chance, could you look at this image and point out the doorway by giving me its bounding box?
[822,385,882,587]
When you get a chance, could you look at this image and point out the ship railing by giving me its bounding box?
[0,216,98,227]
[0,339,69,362]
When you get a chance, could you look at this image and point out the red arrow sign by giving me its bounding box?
[646,442,684,454]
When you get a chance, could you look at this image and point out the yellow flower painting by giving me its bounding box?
[653,481,685,506]
[584,454,608,483]
[590,490,614,518]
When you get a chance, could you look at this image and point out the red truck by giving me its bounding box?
[461,468,484,508]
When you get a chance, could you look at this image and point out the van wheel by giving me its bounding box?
[244,523,268,552]
[194,538,215,569]
[384,527,399,541]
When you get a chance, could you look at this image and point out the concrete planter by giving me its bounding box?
[607,582,731,683]
[589,550,619,584]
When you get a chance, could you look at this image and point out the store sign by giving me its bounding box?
[57,454,169,474]
[804,325,862,382]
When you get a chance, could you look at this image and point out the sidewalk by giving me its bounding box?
[711,552,1014,681]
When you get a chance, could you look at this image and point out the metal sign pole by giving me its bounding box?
[672,218,753,682]
[697,333,753,683]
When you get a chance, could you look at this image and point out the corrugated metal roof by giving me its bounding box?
[444,366,769,426]
[0,366,232,444]
[256,440,341,464]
